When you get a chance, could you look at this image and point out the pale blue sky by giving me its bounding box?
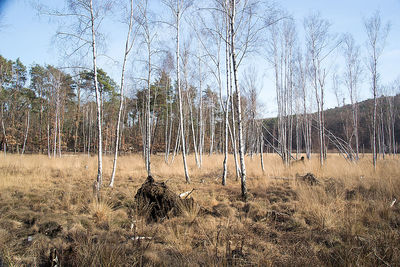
[0,0,399,116]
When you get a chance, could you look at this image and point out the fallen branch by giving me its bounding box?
[179,188,195,199]
[131,236,153,241]
[373,249,391,267]
[390,198,397,208]
[271,177,294,181]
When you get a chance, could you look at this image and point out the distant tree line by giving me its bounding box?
[1,54,398,160]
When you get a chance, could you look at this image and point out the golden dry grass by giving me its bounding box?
[0,153,399,266]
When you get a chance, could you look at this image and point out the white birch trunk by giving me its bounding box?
[198,57,203,168]
[53,107,58,158]
[90,0,103,192]
[176,1,190,183]
[260,130,264,172]
[165,82,169,163]
[21,110,30,155]
[109,8,132,186]
[58,111,62,158]
[47,123,50,158]
[222,7,230,185]
[187,90,199,167]
[1,103,7,157]
[209,105,214,155]
[230,0,247,198]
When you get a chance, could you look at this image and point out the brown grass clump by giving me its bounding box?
[0,153,399,265]
[176,198,201,222]
[88,199,114,228]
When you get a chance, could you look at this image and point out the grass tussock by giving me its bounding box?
[0,153,399,266]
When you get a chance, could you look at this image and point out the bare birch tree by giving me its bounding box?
[40,0,113,193]
[304,12,338,166]
[110,0,137,187]
[163,0,192,183]
[364,11,390,170]
[191,0,234,182]
[342,33,362,160]
[242,67,261,160]
[222,0,231,185]
[267,17,296,165]
[136,0,157,177]
[293,51,312,159]
[88,0,107,193]
[228,0,246,197]
[226,0,266,196]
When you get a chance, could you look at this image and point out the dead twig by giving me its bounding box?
[373,249,391,267]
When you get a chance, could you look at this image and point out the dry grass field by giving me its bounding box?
[0,153,399,266]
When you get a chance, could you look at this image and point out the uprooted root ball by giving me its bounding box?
[134,176,196,222]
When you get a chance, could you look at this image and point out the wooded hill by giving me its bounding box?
[262,93,400,157]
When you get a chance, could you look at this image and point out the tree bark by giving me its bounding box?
[1,103,7,157]
[90,0,103,193]
[175,1,190,183]
[222,8,231,186]
[21,109,30,155]
[230,0,247,198]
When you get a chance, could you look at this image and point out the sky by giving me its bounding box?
[0,0,62,73]
[0,0,399,117]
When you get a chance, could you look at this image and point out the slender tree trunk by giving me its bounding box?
[222,103,229,185]
[146,44,152,177]
[209,105,214,155]
[90,0,103,193]
[83,106,86,154]
[39,87,43,154]
[110,0,135,187]
[58,111,62,157]
[167,105,174,163]
[74,86,81,154]
[230,0,247,198]
[222,11,230,186]
[165,83,169,163]
[198,57,203,168]
[53,107,58,158]
[47,123,50,158]
[1,103,7,157]
[318,103,323,166]
[295,114,299,158]
[372,65,377,170]
[352,102,359,160]
[188,90,200,167]
[176,3,190,183]
[88,105,93,157]
[386,98,392,156]
[314,63,323,166]
[321,85,326,161]
[21,110,30,155]
[380,105,385,159]
[392,102,396,156]
[140,100,146,159]
[260,129,264,172]
[229,68,240,180]
[172,122,181,164]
